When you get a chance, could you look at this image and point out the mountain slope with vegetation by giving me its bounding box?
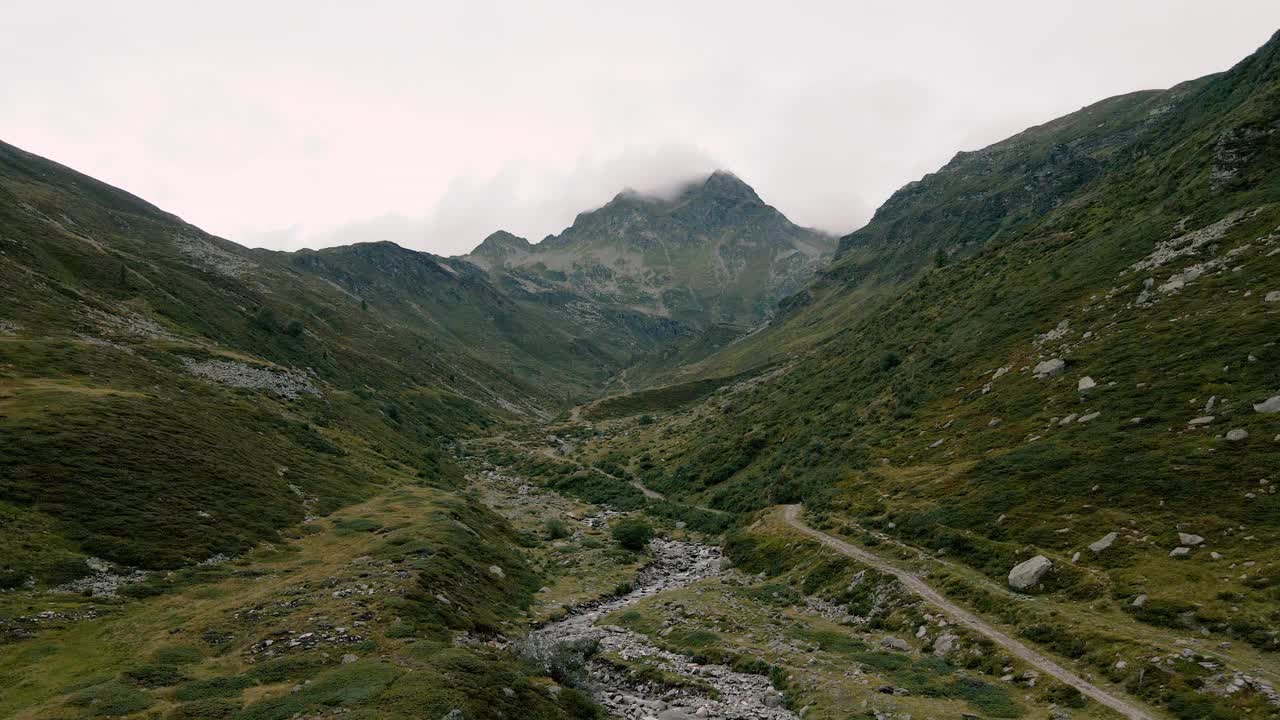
[461,171,836,379]
[574,31,1280,719]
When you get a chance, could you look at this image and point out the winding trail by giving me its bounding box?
[782,505,1160,720]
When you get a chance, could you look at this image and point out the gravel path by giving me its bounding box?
[782,504,1159,720]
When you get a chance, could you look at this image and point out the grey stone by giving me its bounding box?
[1008,555,1052,590]
[1178,532,1205,546]
[1089,532,1117,554]
[1254,395,1280,413]
[1226,428,1249,442]
[880,636,910,652]
[1034,358,1066,378]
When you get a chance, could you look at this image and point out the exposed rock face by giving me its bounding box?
[461,172,836,335]
[182,358,320,399]
[1008,555,1052,590]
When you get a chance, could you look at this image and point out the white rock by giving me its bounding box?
[1178,533,1205,546]
[1078,411,1101,423]
[1034,358,1066,379]
[1089,532,1118,554]
[880,636,910,652]
[1253,396,1280,413]
[1188,416,1215,425]
[1265,290,1280,302]
[1008,555,1052,590]
[1170,547,1192,558]
[1078,376,1097,392]
[1226,428,1249,442]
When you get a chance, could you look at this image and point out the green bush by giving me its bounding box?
[545,517,570,540]
[123,663,190,687]
[70,680,155,716]
[611,519,653,551]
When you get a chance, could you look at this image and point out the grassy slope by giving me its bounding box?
[0,138,607,588]
[0,484,600,720]
[575,31,1280,719]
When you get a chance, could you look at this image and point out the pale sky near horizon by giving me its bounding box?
[3,3,1279,256]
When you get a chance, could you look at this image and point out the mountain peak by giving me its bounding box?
[684,170,763,205]
[469,230,532,258]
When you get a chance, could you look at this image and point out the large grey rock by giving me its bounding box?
[1226,428,1249,442]
[933,633,958,656]
[1077,376,1097,392]
[1034,358,1066,378]
[1178,532,1205,546]
[880,636,910,652]
[1089,532,1118,554]
[1254,395,1280,413]
[1008,555,1052,590]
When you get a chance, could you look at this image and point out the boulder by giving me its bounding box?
[1008,555,1052,590]
[1077,376,1097,392]
[1034,358,1066,379]
[880,636,910,652]
[933,633,958,656]
[1254,395,1280,413]
[1178,532,1204,546]
[1226,428,1249,442]
[1089,532,1117,554]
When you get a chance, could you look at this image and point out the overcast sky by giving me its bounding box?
[4,3,1278,256]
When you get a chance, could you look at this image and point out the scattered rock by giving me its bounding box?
[1170,547,1192,558]
[1077,376,1097,392]
[1226,428,1249,442]
[1254,395,1280,413]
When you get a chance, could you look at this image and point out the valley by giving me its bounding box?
[3,25,1280,720]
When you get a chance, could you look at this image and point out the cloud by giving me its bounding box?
[292,143,721,256]
[3,1,1279,255]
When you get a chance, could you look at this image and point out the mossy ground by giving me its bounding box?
[0,483,598,720]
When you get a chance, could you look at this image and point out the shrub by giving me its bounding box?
[545,518,570,540]
[611,519,653,551]
[70,680,154,716]
[123,663,190,687]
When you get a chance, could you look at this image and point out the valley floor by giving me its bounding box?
[3,424,1277,720]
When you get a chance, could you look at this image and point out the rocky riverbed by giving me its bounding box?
[525,539,797,720]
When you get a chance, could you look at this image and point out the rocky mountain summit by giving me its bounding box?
[462,172,835,349]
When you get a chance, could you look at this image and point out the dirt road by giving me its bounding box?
[782,505,1159,720]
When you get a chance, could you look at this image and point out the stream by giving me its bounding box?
[526,539,799,720]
